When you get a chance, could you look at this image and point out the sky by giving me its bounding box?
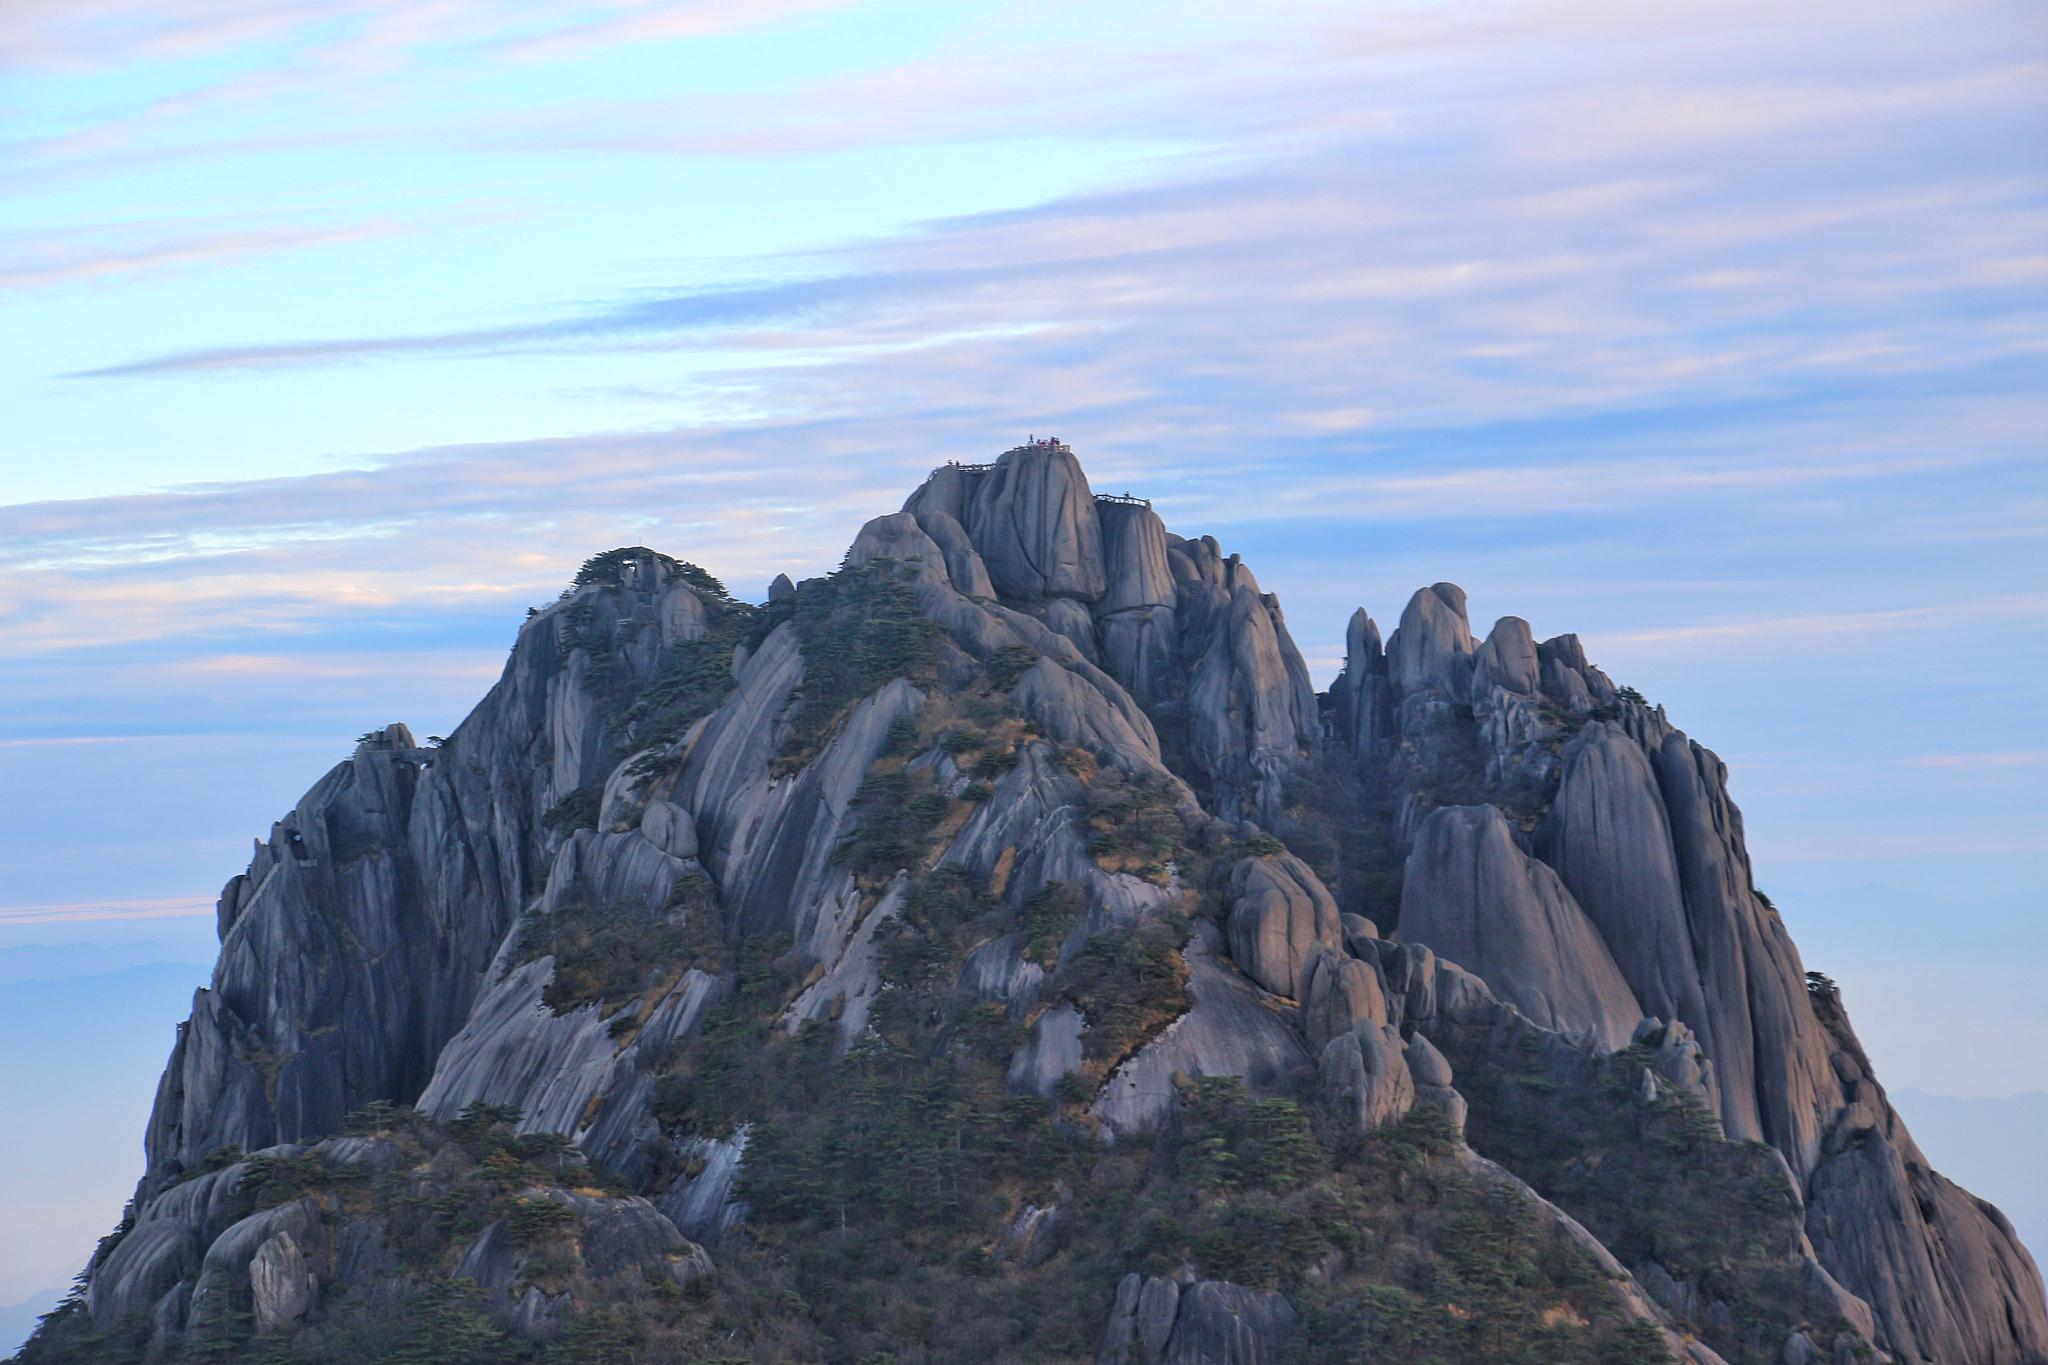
[2,0,2045,1335]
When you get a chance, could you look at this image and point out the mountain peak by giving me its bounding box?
[19,444,2045,1365]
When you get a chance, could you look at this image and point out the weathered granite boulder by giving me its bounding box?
[1470,614,1541,707]
[1317,1024,1415,1133]
[1225,853,1344,1001]
[1299,947,1391,1051]
[249,1229,316,1332]
[639,798,698,860]
[1386,582,1476,698]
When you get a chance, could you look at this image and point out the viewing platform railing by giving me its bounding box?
[1095,492,1152,509]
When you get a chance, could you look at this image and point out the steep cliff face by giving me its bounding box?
[21,444,2044,1365]
[1328,584,2047,1365]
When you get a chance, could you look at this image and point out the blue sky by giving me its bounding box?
[2,0,2044,1330]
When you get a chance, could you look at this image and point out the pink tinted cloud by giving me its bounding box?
[0,0,843,72]
[0,896,212,925]
[0,218,412,292]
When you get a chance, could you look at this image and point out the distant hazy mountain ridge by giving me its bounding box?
[19,443,2045,1364]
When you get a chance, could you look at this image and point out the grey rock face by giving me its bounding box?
[1386,582,1476,697]
[910,506,998,600]
[540,826,696,917]
[686,664,927,951]
[416,959,614,1133]
[1007,1003,1086,1096]
[1405,1031,1453,1087]
[1134,1276,1182,1362]
[1399,804,1641,1049]
[999,1202,1067,1268]
[656,1128,749,1244]
[845,509,949,579]
[956,932,1047,1014]
[1538,633,1618,707]
[1782,1333,1826,1365]
[1524,709,1857,1220]
[1096,605,1181,709]
[1089,505,1187,712]
[941,741,1098,910]
[1099,1275,1296,1365]
[1165,1280,1299,1364]
[1632,1018,1721,1114]
[187,1198,322,1334]
[87,1218,206,1323]
[1338,911,1379,959]
[785,873,910,1044]
[1045,594,1102,662]
[572,1190,711,1284]
[964,443,1108,600]
[452,1189,710,1323]
[1538,722,1714,1051]
[142,565,711,1197]
[1367,686,2046,1364]
[1010,657,1162,773]
[1094,922,1314,1136]
[1179,552,1319,822]
[1331,607,1395,762]
[1097,501,1177,612]
[1099,1273,1167,1365]
[1648,730,1838,1167]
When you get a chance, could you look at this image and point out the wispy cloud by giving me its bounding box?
[1,217,417,293]
[0,898,212,926]
[1604,595,2048,650]
[0,735,146,749]
[57,0,2045,489]
[0,0,849,73]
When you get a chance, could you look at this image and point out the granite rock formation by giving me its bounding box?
[21,443,2043,1365]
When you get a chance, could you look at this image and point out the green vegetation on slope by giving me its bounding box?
[514,876,725,1016]
[13,1105,736,1365]
[1444,1029,1862,1365]
[755,558,947,775]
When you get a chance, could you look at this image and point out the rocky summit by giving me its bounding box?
[19,442,2046,1365]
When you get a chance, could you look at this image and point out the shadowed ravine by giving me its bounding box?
[19,443,2046,1365]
